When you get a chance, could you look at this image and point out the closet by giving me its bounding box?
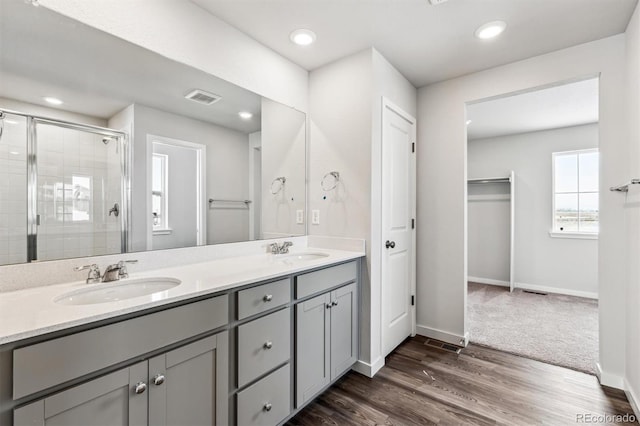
[467,171,515,292]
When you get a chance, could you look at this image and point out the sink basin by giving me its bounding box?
[276,252,330,263]
[54,277,182,306]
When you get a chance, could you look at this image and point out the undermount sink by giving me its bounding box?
[54,277,182,306]
[276,252,330,263]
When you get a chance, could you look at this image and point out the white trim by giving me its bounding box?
[352,357,385,378]
[416,325,468,347]
[146,135,207,248]
[468,276,510,287]
[548,231,598,240]
[624,378,640,420]
[596,362,625,389]
[469,276,598,299]
[515,281,598,299]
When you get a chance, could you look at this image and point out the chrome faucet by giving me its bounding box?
[270,241,293,254]
[74,264,101,284]
[102,260,138,282]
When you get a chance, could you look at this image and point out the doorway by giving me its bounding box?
[465,77,600,374]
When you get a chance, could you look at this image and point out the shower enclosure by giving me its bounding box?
[0,109,129,265]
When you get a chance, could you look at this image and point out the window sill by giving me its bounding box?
[548,231,598,240]
[153,228,173,236]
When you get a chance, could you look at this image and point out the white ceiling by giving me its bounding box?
[0,0,262,133]
[466,78,599,140]
[192,0,637,87]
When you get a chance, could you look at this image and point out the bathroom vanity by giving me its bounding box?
[0,250,363,425]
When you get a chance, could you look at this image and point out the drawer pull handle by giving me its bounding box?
[153,374,166,386]
[263,402,273,412]
[263,294,273,302]
[134,382,147,394]
[263,341,273,350]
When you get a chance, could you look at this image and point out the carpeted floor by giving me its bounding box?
[468,282,599,375]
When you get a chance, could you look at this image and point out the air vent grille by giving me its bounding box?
[428,0,449,4]
[184,89,222,105]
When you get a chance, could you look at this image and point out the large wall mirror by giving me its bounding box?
[0,0,306,266]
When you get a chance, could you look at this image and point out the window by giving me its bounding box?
[152,153,168,230]
[552,149,599,236]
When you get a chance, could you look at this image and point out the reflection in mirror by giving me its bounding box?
[0,0,306,265]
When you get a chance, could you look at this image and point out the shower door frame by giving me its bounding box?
[0,108,132,262]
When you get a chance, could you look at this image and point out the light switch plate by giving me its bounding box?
[312,210,320,225]
[296,210,304,224]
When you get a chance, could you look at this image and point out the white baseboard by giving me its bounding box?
[352,357,384,378]
[625,378,640,419]
[416,325,468,347]
[595,362,625,389]
[468,276,510,287]
[468,276,598,299]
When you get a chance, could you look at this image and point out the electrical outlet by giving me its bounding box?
[296,209,304,224]
[312,210,320,225]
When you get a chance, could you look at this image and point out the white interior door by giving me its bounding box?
[381,99,416,357]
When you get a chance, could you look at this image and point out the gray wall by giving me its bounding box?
[468,124,599,297]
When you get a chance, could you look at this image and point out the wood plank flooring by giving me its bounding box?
[286,336,637,425]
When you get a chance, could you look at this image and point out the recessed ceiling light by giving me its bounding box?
[9,151,20,155]
[290,29,316,46]
[238,111,253,120]
[474,21,507,40]
[43,97,63,105]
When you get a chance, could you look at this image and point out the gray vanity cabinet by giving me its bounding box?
[148,333,228,426]
[13,361,149,426]
[295,281,358,408]
[14,332,228,426]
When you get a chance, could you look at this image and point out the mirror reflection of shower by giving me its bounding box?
[0,108,128,265]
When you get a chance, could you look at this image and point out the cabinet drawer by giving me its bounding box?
[237,308,290,387]
[237,278,290,320]
[295,261,357,299]
[237,364,290,426]
[13,294,228,400]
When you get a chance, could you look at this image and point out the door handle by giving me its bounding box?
[385,240,396,249]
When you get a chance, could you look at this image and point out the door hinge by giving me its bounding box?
[411,218,415,229]
[412,142,415,153]
[411,295,415,306]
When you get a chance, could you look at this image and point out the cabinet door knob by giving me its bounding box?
[134,382,147,394]
[263,294,273,302]
[263,402,273,412]
[326,303,332,309]
[332,301,338,307]
[153,374,165,386]
[385,240,396,249]
[263,341,273,349]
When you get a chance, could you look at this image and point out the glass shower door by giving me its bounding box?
[34,120,123,262]
[0,112,28,265]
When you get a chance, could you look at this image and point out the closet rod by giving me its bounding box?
[467,176,511,184]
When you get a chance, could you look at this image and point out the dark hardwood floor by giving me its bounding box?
[287,336,637,425]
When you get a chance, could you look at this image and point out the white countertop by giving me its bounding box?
[0,248,364,345]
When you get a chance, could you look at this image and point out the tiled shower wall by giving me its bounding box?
[0,114,28,265]
[36,123,122,261]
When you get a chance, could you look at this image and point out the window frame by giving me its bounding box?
[151,152,170,233]
[550,148,599,239]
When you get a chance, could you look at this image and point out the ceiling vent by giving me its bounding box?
[184,89,222,105]
[428,0,449,4]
